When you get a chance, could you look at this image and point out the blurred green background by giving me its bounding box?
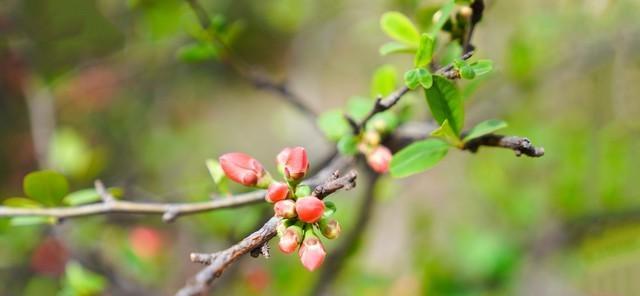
[1,0,639,295]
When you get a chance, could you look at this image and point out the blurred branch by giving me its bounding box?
[184,0,317,119]
[176,170,358,296]
[310,169,379,296]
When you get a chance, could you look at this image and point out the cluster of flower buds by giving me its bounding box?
[218,147,341,271]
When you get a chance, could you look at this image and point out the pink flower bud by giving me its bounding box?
[278,225,303,254]
[298,234,326,271]
[219,153,266,186]
[274,199,297,219]
[277,146,309,181]
[295,196,325,223]
[366,146,392,173]
[319,219,341,239]
[265,182,290,203]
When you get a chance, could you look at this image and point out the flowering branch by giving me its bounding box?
[176,170,358,296]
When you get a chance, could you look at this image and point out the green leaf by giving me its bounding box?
[390,139,449,178]
[430,120,463,147]
[404,69,420,89]
[429,0,455,35]
[317,110,351,141]
[440,41,463,66]
[379,42,415,56]
[346,97,375,121]
[380,12,420,46]
[62,188,123,206]
[414,34,435,67]
[63,261,106,295]
[206,159,225,184]
[3,197,43,208]
[48,128,91,177]
[323,201,337,218]
[460,64,476,80]
[424,75,464,135]
[337,135,359,155]
[63,189,100,206]
[295,185,311,198]
[10,216,55,226]
[371,65,398,97]
[23,170,69,207]
[471,59,494,76]
[177,42,218,63]
[417,68,433,89]
[463,119,508,142]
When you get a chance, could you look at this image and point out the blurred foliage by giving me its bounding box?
[0,0,639,295]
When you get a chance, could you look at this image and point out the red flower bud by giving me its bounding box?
[265,182,290,203]
[219,152,266,187]
[129,226,163,260]
[274,199,297,219]
[278,225,303,254]
[298,233,326,271]
[295,196,325,223]
[277,146,309,181]
[319,219,341,239]
[366,146,392,173]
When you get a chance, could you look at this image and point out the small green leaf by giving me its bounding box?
[463,119,508,142]
[63,189,100,206]
[62,188,122,206]
[379,42,415,56]
[380,12,420,46]
[323,201,337,218]
[177,43,218,63]
[63,261,106,295]
[3,197,43,208]
[295,185,311,198]
[471,59,494,76]
[10,216,55,226]
[404,69,420,89]
[23,170,69,207]
[206,159,225,184]
[371,65,398,97]
[346,97,375,121]
[424,75,464,135]
[414,34,435,67]
[430,0,455,35]
[417,68,433,89]
[460,64,476,80]
[440,41,463,66]
[317,110,351,141]
[390,139,449,178]
[431,120,463,147]
[337,135,359,155]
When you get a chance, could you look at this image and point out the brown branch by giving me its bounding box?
[0,190,265,223]
[463,134,545,157]
[176,170,358,296]
[310,169,379,296]
[184,0,317,119]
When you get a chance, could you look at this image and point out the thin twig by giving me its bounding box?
[0,190,265,223]
[176,170,358,296]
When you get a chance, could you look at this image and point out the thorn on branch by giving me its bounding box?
[94,180,115,203]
